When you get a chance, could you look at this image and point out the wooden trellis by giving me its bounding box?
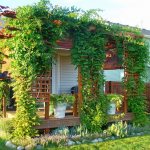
[30,72,51,119]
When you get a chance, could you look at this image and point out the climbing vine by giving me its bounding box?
[3,1,65,138]
[1,0,149,137]
[109,25,149,125]
[71,18,109,132]
[124,32,149,125]
[0,80,10,115]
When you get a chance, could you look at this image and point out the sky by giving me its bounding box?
[1,0,150,30]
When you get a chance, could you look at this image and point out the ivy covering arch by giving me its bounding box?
[0,0,149,137]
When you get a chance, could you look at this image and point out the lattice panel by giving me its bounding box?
[31,72,51,102]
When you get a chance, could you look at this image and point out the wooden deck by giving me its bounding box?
[6,111,133,130]
[35,115,80,129]
[109,112,133,122]
[35,113,133,130]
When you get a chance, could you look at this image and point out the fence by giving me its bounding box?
[105,81,150,113]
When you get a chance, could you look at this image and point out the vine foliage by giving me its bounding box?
[1,0,149,137]
[3,1,65,138]
[71,18,109,132]
[124,33,149,125]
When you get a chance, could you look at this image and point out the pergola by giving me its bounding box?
[33,39,135,130]
[0,5,145,131]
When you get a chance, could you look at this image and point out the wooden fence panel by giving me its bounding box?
[146,83,150,112]
[105,81,123,94]
[105,81,150,113]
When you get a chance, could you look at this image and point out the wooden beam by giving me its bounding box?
[109,113,133,122]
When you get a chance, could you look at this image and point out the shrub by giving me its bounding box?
[0,118,14,134]
[107,121,128,138]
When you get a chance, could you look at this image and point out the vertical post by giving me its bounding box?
[44,100,50,134]
[124,74,127,113]
[44,101,50,133]
[45,101,49,119]
[44,73,50,133]
[124,52,128,113]
[78,66,82,114]
[109,81,112,94]
[45,73,50,119]
[73,94,78,117]
[2,97,6,118]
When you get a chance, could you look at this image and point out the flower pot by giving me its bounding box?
[54,103,67,118]
[107,103,116,115]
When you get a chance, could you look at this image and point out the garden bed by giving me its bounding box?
[45,135,150,150]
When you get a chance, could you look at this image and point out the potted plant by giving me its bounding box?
[50,94,75,118]
[107,94,123,115]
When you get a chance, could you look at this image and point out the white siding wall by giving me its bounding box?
[60,56,78,93]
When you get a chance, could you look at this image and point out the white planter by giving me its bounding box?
[107,103,116,115]
[54,103,67,118]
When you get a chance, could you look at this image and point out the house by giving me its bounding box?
[50,29,150,95]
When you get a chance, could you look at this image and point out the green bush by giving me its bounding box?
[80,95,109,133]
[0,118,14,134]
[107,121,128,138]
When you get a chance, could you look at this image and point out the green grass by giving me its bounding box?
[1,133,150,150]
[0,137,11,150]
[45,135,150,150]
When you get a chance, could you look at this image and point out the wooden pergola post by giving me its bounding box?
[78,66,82,114]
[44,73,51,133]
[2,97,6,118]
[73,94,78,117]
[123,50,128,113]
[45,101,49,119]
[44,73,50,120]
[124,70,128,113]
[108,81,112,94]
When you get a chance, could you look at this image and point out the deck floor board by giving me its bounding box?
[6,111,133,129]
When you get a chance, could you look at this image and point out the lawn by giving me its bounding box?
[1,134,150,149]
[45,135,150,150]
[0,138,12,150]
